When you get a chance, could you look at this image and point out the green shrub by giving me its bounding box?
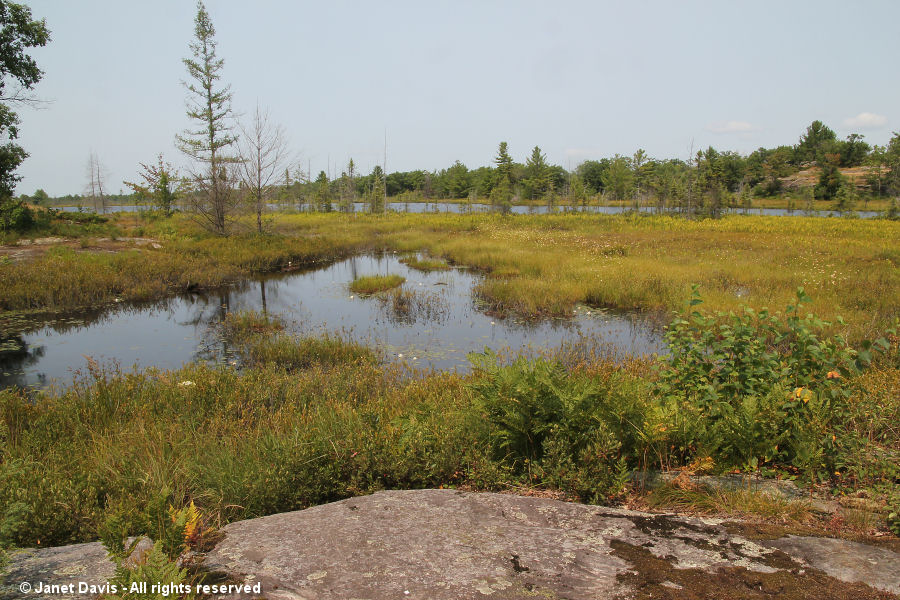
[467,349,648,501]
[888,495,900,536]
[655,286,893,478]
[0,197,34,232]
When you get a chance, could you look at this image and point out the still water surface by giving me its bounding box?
[58,202,882,219]
[1,254,663,391]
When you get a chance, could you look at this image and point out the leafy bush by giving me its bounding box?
[468,350,648,501]
[655,286,893,478]
[888,496,900,536]
[0,197,34,232]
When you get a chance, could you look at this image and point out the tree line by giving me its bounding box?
[4,1,900,235]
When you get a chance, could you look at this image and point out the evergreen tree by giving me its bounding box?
[523,145,550,201]
[314,170,331,212]
[601,155,634,202]
[796,120,837,164]
[491,142,514,213]
[124,154,180,215]
[176,1,237,235]
[368,165,385,213]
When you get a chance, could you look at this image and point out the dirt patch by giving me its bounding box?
[0,237,162,263]
[723,521,900,554]
[610,539,897,600]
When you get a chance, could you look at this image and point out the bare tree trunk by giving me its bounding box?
[237,106,289,233]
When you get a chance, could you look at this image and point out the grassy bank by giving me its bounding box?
[0,306,897,548]
[2,212,898,342]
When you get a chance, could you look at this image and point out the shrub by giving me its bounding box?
[0,197,34,232]
[655,286,893,478]
[467,350,648,501]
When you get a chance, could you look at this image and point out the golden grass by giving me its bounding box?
[349,274,405,295]
[2,211,898,341]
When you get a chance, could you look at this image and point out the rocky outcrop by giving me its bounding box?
[3,490,898,600]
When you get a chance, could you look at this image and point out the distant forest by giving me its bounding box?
[22,120,900,217]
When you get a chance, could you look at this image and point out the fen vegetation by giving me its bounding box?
[0,1,898,578]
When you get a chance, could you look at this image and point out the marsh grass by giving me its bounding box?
[0,330,896,547]
[2,212,898,342]
[643,482,814,523]
[221,311,375,370]
[349,274,405,295]
[399,255,450,272]
[377,288,450,324]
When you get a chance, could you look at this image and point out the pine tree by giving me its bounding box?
[176,1,237,235]
[491,142,514,213]
[314,171,331,212]
[523,146,550,201]
[368,165,385,213]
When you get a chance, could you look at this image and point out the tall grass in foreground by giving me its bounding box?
[0,301,896,548]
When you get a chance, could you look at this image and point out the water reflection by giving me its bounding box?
[57,202,882,219]
[0,254,664,391]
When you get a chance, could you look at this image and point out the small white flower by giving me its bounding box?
[177,381,195,387]
[398,353,403,358]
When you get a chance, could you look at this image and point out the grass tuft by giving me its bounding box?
[349,274,405,295]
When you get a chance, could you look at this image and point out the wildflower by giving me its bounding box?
[826,371,840,380]
[793,387,811,403]
[178,380,195,387]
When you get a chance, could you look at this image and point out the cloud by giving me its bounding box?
[843,112,887,129]
[705,121,755,134]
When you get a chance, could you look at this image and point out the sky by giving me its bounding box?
[12,0,900,196]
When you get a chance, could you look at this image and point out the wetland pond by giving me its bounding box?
[0,253,664,391]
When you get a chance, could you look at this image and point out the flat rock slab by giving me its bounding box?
[203,490,900,599]
[0,542,114,600]
[765,535,900,592]
[3,490,899,600]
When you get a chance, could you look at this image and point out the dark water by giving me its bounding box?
[0,254,664,391]
[57,202,882,219]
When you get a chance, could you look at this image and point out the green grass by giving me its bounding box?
[2,211,898,343]
[0,313,896,548]
[348,274,405,295]
[222,311,376,370]
[399,255,450,271]
[643,483,815,523]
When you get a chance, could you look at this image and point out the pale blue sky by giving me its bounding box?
[15,0,900,196]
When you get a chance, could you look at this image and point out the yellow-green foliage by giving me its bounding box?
[399,255,450,271]
[0,335,896,546]
[222,311,376,370]
[349,274,405,295]
[2,212,898,342]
